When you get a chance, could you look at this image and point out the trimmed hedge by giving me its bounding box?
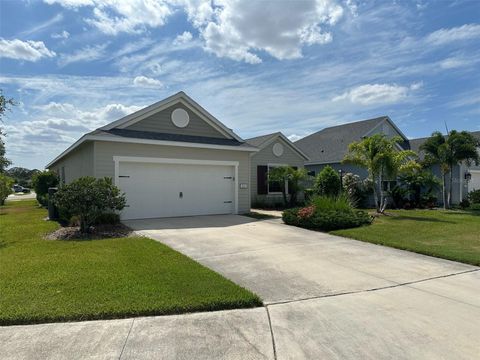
[283,207,372,231]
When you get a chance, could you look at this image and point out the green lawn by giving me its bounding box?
[0,200,261,325]
[332,209,480,266]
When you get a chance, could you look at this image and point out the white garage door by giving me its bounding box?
[469,170,480,192]
[117,160,236,220]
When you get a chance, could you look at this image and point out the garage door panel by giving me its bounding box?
[118,161,235,220]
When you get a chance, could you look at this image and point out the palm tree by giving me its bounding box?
[421,130,479,209]
[343,134,416,213]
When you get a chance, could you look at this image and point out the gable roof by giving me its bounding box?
[246,132,310,160]
[295,116,393,164]
[46,92,257,168]
[100,91,243,142]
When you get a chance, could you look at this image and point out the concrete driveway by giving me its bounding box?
[2,215,479,359]
[124,215,480,359]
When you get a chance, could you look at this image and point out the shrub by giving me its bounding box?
[54,177,126,233]
[314,166,341,197]
[459,199,470,209]
[468,189,480,204]
[468,203,480,211]
[283,207,371,231]
[388,185,410,209]
[311,194,353,211]
[0,174,14,205]
[32,171,58,207]
[283,195,372,231]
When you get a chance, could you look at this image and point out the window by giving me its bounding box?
[382,180,397,192]
[267,165,288,194]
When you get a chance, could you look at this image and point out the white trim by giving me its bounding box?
[113,156,239,215]
[46,134,258,168]
[100,92,243,142]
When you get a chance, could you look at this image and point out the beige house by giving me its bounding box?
[246,132,309,206]
[47,92,258,220]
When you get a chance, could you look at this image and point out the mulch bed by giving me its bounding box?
[45,223,133,240]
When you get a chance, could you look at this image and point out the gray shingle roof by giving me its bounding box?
[245,132,281,147]
[103,128,248,147]
[294,117,387,163]
[408,130,480,160]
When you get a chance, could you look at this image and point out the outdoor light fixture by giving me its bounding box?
[465,172,472,182]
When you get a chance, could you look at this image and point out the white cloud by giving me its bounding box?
[5,101,143,164]
[45,0,172,35]
[133,75,163,87]
[0,39,56,61]
[51,30,70,39]
[190,0,344,63]
[333,83,420,105]
[173,31,193,45]
[439,56,477,69]
[45,0,344,63]
[20,13,64,37]
[58,43,107,66]
[426,24,480,46]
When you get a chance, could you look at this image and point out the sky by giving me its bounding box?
[0,0,479,170]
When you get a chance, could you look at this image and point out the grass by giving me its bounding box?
[0,200,261,325]
[332,209,480,266]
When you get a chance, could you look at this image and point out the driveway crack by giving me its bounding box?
[118,318,135,360]
[265,306,278,360]
[266,268,479,307]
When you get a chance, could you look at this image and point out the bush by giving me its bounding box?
[468,189,480,204]
[314,166,341,197]
[36,193,49,207]
[32,171,58,207]
[468,203,480,211]
[283,195,372,231]
[68,212,120,227]
[459,199,470,209]
[54,177,126,233]
[0,174,14,205]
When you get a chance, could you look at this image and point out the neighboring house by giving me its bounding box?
[295,116,480,205]
[47,92,258,220]
[245,132,309,206]
[409,131,480,203]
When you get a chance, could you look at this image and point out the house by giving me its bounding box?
[295,116,480,205]
[245,132,309,206]
[46,92,259,220]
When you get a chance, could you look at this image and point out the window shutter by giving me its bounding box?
[257,165,268,194]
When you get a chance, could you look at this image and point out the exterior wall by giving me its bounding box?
[305,163,369,179]
[126,103,226,139]
[250,137,305,206]
[365,119,403,138]
[93,140,251,213]
[49,142,94,183]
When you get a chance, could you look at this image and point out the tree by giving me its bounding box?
[6,167,40,187]
[398,161,441,207]
[0,174,14,205]
[31,171,59,206]
[0,90,16,173]
[314,165,341,197]
[54,177,126,233]
[268,166,309,207]
[421,130,479,209]
[343,134,416,213]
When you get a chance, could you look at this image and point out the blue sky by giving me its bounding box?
[0,0,479,169]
